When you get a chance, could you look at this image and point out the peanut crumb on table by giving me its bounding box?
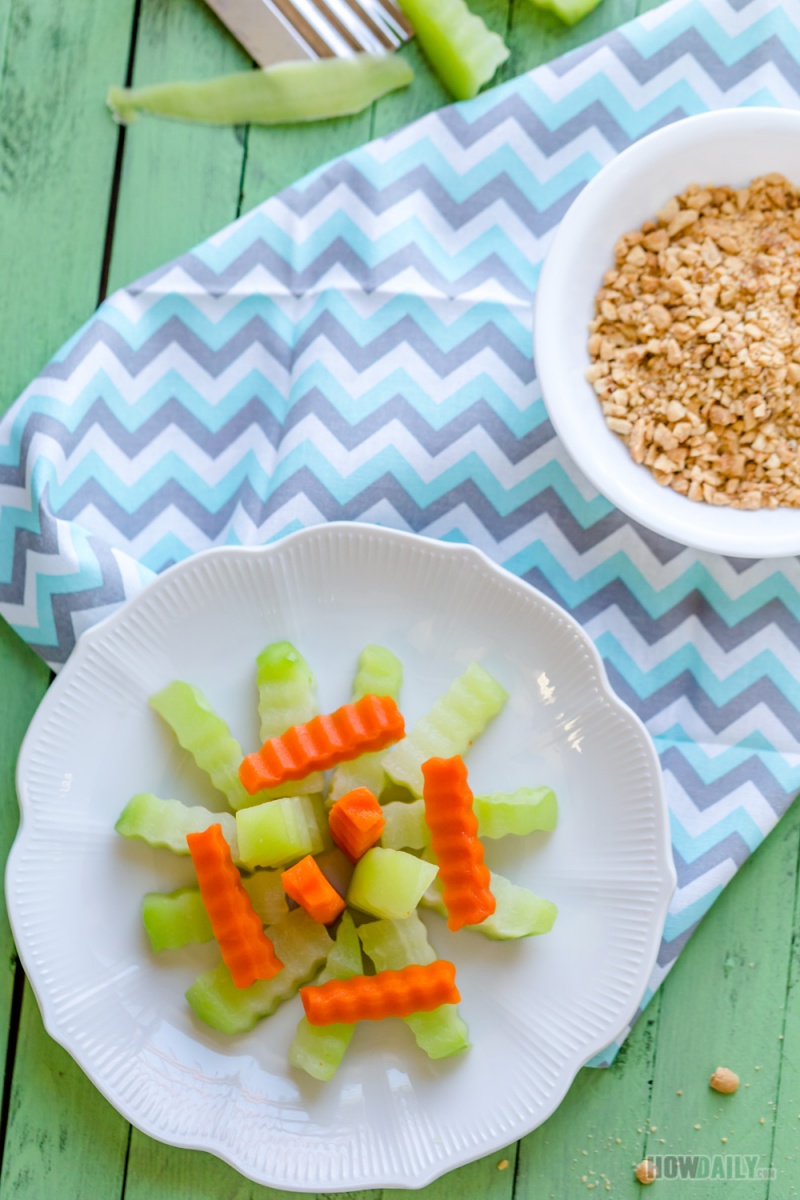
[587,174,800,509]
[635,1158,658,1185]
[497,1159,509,1171]
[710,1066,740,1094]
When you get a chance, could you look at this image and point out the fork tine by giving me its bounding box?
[312,0,367,51]
[269,0,335,55]
[338,0,397,48]
[372,0,413,39]
[292,0,367,52]
[270,0,412,58]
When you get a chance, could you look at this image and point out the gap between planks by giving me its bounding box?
[97,0,144,305]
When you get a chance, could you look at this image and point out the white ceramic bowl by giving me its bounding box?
[534,107,800,558]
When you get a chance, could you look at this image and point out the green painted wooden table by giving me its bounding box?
[1,1,798,1196]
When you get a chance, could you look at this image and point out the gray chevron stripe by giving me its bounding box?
[11,400,796,655]
[510,570,800,685]
[724,555,764,574]
[608,665,800,748]
[42,316,293,382]
[23,464,561,545]
[520,566,800,656]
[47,459,668,548]
[0,395,551,489]
[661,747,798,814]
[278,391,550,460]
[41,311,534,385]
[42,534,129,665]
[57,479,241,540]
[515,511,687,581]
[6,411,793,654]
[672,834,753,886]
[136,232,547,301]
[0,493,60,606]
[250,469,542,535]
[551,26,800,91]
[280,159,554,224]
[275,154,586,232]
[0,490,128,665]
[658,923,696,967]
[575,584,800,651]
[437,94,635,154]
[0,400,281,487]
[54,465,533,539]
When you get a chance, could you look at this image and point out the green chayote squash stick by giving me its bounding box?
[359,914,469,1058]
[107,55,414,127]
[288,912,363,1082]
[398,0,509,101]
[329,644,403,803]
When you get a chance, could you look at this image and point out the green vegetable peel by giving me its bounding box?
[107,54,414,126]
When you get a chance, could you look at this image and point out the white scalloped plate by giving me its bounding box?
[7,524,674,1192]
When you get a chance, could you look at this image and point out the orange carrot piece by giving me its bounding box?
[281,854,347,925]
[186,824,284,988]
[328,786,386,861]
[239,694,405,794]
[300,960,459,1025]
[421,755,496,932]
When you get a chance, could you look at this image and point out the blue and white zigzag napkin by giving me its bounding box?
[3,0,800,1063]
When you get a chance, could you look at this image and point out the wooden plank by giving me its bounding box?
[766,804,800,1192]
[0,997,129,1197]
[106,0,251,294]
[383,1141,518,1200]
[643,801,800,1197]
[513,995,662,1198]
[122,1141,370,1200]
[0,1,11,93]
[507,0,638,72]
[0,0,135,407]
[0,0,136,1196]
[0,624,49,1064]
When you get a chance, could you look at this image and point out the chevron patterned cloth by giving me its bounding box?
[4,0,800,1064]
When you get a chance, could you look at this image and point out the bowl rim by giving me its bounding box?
[534,105,800,558]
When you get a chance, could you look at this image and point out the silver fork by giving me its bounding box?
[205,0,413,67]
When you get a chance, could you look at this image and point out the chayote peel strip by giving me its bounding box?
[108,54,414,127]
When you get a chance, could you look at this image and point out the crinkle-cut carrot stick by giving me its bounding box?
[421,755,496,932]
[300,960,459,1025]
[281,855,346,925]
[186,824,283,988]
[328,787,386,861]
[239,694,405,794]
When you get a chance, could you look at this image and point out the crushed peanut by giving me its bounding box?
[710,1066,740,1094]
[587,174,800,509]
[634,1158,658,1185]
